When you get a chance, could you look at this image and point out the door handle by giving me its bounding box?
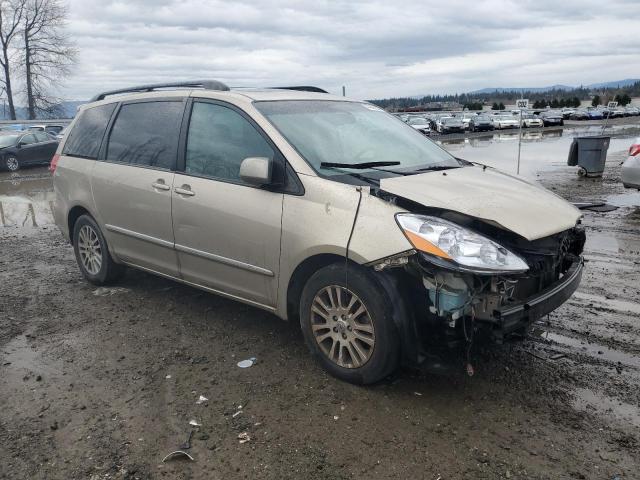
[152,180,170,191]
[175,185,195,197]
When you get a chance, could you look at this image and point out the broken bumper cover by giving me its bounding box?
[491,257,584,336]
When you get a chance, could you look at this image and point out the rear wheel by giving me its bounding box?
[299,263,399,384]
[5,156,19,171]
[72,214,124,285]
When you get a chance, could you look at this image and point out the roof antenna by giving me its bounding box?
[345,186,363,289]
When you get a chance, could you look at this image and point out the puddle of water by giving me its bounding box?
[571,291,640,316]
[573,387,640,428]
[0,168,54,228]
[1,335,60,377]
[536,330,640,369]
[439,123,640,179]
[607,191,640,208]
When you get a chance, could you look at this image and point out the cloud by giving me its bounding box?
[61,0,640,100]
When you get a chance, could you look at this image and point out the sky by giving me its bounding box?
[63,0,640,101]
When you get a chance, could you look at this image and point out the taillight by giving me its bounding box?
[629,144,640,157]
[49,153,60,172]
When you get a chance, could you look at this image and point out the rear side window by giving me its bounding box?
[34,132,49,142]
[106,101,183,170]
[62,103,116,159]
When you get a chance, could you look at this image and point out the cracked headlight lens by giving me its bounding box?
[396,213,529,273]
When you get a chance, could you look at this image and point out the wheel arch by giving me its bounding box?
[67,204,94,243]
[286,253,359,323]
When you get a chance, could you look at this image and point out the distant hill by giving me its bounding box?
[0,100,86,120]
[471,79,640,95]
[585,78,639,89]
[471,84,573,94]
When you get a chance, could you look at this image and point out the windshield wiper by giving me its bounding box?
[320,164,380,186]
[414,165,462,172]
[320,161,400,169]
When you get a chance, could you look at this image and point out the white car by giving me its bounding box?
[407,116,431,135]
[461,113,477,130]
[520,114,543,128]
[492,115,519,129]
[621,138,640,189]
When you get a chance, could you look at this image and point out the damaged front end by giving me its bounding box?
[370,210,585,365]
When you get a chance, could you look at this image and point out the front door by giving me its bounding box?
[16,133,40,166]
[91,99,185,276]
[172,100,284,308]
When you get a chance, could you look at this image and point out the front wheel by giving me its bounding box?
[299,263,399,384]
[4,155,19,171]
[72,214,124,285]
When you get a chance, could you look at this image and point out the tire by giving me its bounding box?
[72,214,124,285]
[299,263,399,384]
[4,155,19,172]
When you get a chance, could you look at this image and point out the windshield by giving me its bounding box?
[0,134,19,148]
[408,117,427,125]
[444,118,462,124]
[255,101,458,177]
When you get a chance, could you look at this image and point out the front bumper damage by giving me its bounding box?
[371,226,585,367]
[490,258,582,340]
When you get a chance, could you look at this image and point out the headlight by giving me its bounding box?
[396,214,529,273]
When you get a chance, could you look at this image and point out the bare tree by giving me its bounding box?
[0,0,24,119]
[22,0,76,119]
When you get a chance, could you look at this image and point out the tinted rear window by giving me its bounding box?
[62,103,116,159]
[106,101,183,169]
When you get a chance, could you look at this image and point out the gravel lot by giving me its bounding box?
[1,148,639,479]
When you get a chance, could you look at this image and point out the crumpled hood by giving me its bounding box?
[379,165,581,241]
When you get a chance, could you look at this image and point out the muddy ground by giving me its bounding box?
[1,149,639,479]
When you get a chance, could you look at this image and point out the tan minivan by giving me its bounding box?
[52,80,585,384]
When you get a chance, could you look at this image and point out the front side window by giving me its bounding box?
[62,103,117,159]
[185,102,274,183]
[106,101,183,169]
[20,134,36,145]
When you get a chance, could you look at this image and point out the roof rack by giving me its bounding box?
[90,80,230,102]
[271,86,329,94]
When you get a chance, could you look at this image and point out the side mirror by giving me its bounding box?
[239,157,272,186]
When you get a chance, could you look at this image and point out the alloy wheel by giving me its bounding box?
[6,156,19,171]
[78,225,103,275]
[310,285,375,368]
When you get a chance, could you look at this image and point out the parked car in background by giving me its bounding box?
[609,108,626,118]
[51,80,585,384]
[460,113,477,131]
[539,111,564,126]
[28,124,66,136]
[468,115,494,132]
[0,130,59,171]
[625,106,639,116]
[492,114,519,130]
[436,117,465,134]
[55,126,68,141]
[621,138,640,189]
[407,116,431,135]
[561,108,575,119]
[587,109,604,120]
[520,114,544,128]
[570,109,590,120]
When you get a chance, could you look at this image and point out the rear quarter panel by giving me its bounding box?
[52,155,97,242]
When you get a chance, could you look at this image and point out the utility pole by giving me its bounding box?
[342,86,346,97]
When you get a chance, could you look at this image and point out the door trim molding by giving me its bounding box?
[105,224,274,277]
[119,260,277,313]
[175,243,274,277]
[105,224,174,249]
